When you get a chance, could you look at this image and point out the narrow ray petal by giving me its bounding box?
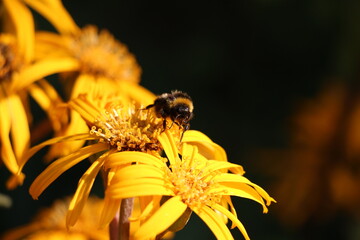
[204,160,245,175]
[29,143,107,199]
[3,0,34,62]
[158,131,179,165]
[194,205,234,240]
[66,153,107,227]
[24,0,79,35]
[8,94,30,160]
[0,87,18,174]
[68,91,101,123]
[215,173,275,206]
[112,164,165,181]
[183,130,227,162]
[107,179,173,199]
[218,183,268,213]
[99,193,121,228]
[11,58,80,91]
[106,151,165,169]
[133,196,187,240]
[213,203,250,240]
[19,133,95,170]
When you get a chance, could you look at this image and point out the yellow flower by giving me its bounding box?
[104,131,275,240]
[20,94,182,228]
[22,0,154,158]
[23,0,148,101]
[1,197,108,240]
[0,0,76,189]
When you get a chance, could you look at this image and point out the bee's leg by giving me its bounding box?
[142,104,154,110]
[180,123,190,141]
[162,119,167,132]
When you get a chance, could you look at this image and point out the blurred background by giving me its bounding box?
[2,0,360,239]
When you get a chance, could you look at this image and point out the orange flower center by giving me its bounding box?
[166,160,220,210]
[0,35,22,82]
[90,104,181,153]
[68,25,141,82]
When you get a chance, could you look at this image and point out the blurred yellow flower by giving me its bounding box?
[103,131,275,240]
[0,0,75,189]
[2,197,108,240]
[22,0,154,158]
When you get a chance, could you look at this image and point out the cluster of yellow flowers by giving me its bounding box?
[0,0,275,239]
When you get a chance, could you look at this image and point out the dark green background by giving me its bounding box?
[2,0,360,239]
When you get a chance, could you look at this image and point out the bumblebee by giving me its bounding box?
[145,90,194,134]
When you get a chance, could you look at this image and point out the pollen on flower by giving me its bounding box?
[90,104,181,153]
[166,160,221,210]
[68,25,141,82]
[0,35,22,82]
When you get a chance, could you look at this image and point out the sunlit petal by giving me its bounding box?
[99,193,121,228]
[29,143,108,199]
[213,203,250,240]
[204,160,245,175]
[215,173,276,206]
[107,179,173,199]
[19,133,95,170]
[106,151,165,169]
[217,183,268,213]
[183,130,227,162]
[133,196,187,240]
[66,153,107,227]
[158,131,179,165]
[11,58,79,91]
[194,205,234,240]
[112,164,166,182]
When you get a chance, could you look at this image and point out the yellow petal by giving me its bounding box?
[8,94,30,160]
[194,205,234,240]
[44,108,90,159]
[99,193,121,228]
[105,151,165,169]
[38,79,63,104]
[19,133,94,170]
[66,153,106,227]
[6,173,25,190]
[213,203,250,240]
[29,143,108,199]
[215,173,275,207]
[0,87,18,174]
[11,58,80,91]
[130,196,162,222]
[183,130,227,162]
[117,81,156,106]
[24,0,79,35]
[112,164,165,182]
[133,196,187,240]
[68,96,101,125]
[35,31,69,59]
[107,178,173,199]
[223,195,238,229]
[217,183,268,213]
[158,131,179,165]
[204,160,245,175]
[3,0,34,62]
[28,83,52,111]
